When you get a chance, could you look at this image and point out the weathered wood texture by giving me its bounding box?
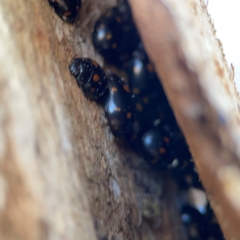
[129,0,240,239]
[0,0,239,240]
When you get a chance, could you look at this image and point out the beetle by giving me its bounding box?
[48,0,81,23]
[92,5,139,66]
[125,45,161,96]
[181,205,209,240]
[141,124,175,170]
[105,73,134,137]
[69,58,108,102]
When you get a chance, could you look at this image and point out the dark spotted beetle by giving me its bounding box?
[69,59,134,137]
[92,2,139,66]
[126,44,160,96]
[69,58,108,102]
[48,0,81,23]
[92,7,123,59]
[105,73,134,137]
[181,204,209,240]
[141,124,175,170]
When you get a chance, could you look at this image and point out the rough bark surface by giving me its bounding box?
[0,0,238,240]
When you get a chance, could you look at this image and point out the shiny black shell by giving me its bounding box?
[181,205,209,240]
[48,0,81,23]
[126,46,161,96]
[69,58,108,101]
[141,125,174,169]
[125,94,153,143]
[105,73,134,137]
[92,6,139,65]
[92,8,123,58]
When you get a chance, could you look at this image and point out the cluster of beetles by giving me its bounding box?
[48,0,225,239]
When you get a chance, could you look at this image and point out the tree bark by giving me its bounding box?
[0,0,238,240]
